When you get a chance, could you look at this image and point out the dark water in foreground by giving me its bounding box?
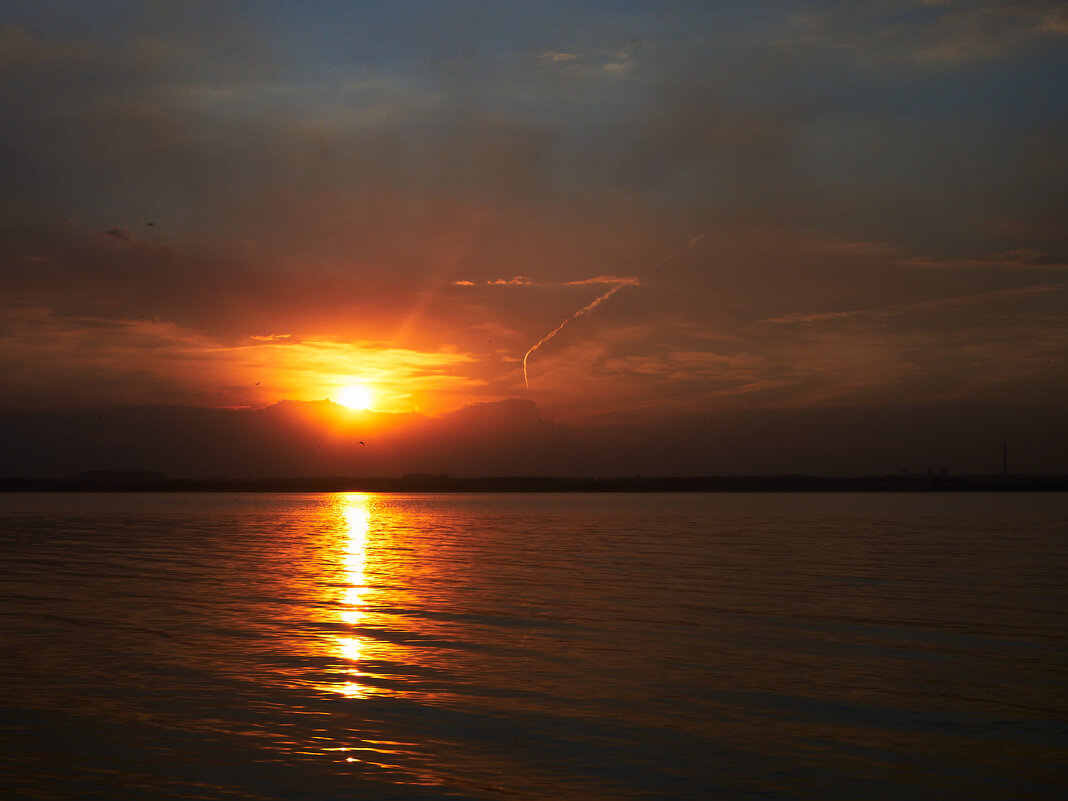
[0,492,1065,800]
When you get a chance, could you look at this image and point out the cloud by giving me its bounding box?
[757,283,1064,325]
[0,396,585,479]
[785,2,1068,67]
[453,275,640,288]
[537,51,576,64]
[451,276,534,286]
[249,333,291,342]
[533,40,639,74]
[103,227,136,244]
[0,3,1065,429]
[738,280,1068,410]
[916,3,1068,63]
[565,275,641,286]
[804,239,899,257]
[900,249,1068,270]
[0,306,484,412]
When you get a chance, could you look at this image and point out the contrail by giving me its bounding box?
[522,282,627,390]
[647,233,704,273]
[522,233,705,390]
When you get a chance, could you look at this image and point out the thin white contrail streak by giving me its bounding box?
[522,283,627,390]
[522,234,704,390]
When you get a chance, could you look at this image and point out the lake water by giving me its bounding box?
[0,492,1065,800]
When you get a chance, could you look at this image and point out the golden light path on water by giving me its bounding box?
[313,494,425,772]
[335,493,371,699]
[305,492,424,705]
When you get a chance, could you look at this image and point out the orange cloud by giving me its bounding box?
[0,308,483,413]
[564,275,641,286]
[453,274,639,288]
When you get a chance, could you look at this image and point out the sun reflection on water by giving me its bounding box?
[311,493,428,705]
[335,493,371,698]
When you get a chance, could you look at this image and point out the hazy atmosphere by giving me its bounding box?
[2,0,1066,477]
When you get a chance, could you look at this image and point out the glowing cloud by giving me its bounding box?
[565,275,641,286]
[0,307,482,412]
[453,276,535,286]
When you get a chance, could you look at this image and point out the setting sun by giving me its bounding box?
[336,384,373,410]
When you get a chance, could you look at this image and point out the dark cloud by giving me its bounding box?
[0,399,578,479]
[103,227,135,244]
[3,398,1065,478]
[783,1,1068,66]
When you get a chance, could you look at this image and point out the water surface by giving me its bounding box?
[1,492,1065,799]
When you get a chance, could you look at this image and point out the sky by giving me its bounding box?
[1,0,1066,476]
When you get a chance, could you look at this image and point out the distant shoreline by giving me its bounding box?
[2,472,1067,493]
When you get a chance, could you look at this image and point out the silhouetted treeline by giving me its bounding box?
[2,471,1067,492]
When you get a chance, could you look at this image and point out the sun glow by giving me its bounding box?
[336,384,374,410]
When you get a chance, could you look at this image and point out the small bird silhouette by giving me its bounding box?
[359,441,366,446]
